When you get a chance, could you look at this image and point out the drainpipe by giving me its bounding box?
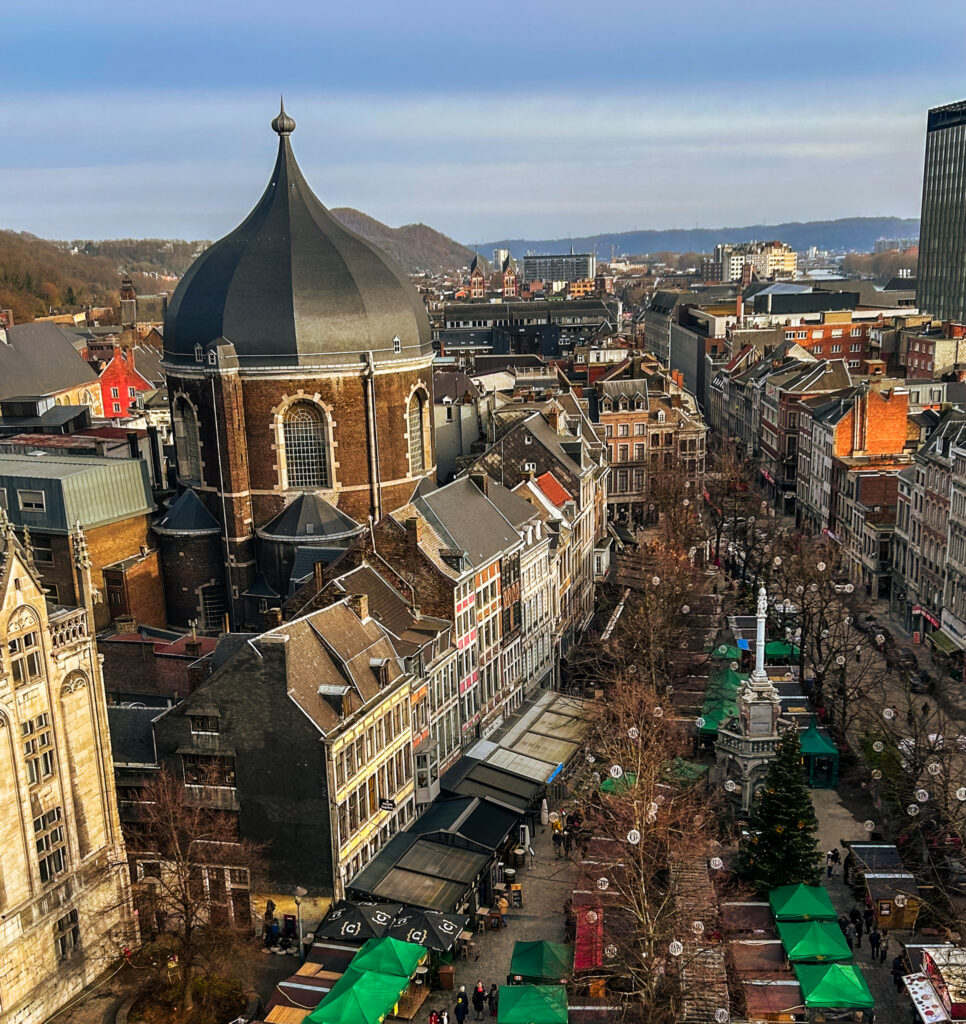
[210,374,235,629]
[364,352,383,522]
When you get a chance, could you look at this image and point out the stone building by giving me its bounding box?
[160,104,436,631]
[0,519,134,1024]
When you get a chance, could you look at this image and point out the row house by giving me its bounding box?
[758,359,853,512]
[590,363,708,525]
[890,413,966,641]
[899,320,966,377]
[153,596,419,900]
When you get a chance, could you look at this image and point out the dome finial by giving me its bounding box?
[272,95,296,137]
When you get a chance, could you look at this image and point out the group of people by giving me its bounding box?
[837,904,888,964]
[429,982,498,1023]
[550,808,583,860]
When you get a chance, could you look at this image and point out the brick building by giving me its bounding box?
[94,346,155,418]
[0,453,161,628]
[161,105,436,631]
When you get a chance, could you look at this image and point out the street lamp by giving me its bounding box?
[292,886,308,963]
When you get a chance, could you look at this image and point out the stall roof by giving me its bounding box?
[848,842,903,872]
[408,795,520,851]
[719,902,774,935]
[443,761,541,810]
[777,920,852,963]
[731,940,790,976]
[769,883,837,922]
[487,747,559,783]
[864,872,918,902]
[793,963,874,1009]
[742,979,804,1016]
[370,870,472,913]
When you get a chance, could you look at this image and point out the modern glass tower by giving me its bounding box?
[917,100,966,323]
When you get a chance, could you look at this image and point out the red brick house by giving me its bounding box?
[97,347,154,417]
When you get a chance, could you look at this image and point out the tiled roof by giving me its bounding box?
[535,471,571,508]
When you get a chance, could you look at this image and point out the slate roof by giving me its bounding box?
[153,489,221,535]
[0,323,99,401]
[107,705,163,765]
[256,493,363,542]
[131,345,165,386]
[163,107,432,369]
[433,371,479,402]
[414,477,522,568]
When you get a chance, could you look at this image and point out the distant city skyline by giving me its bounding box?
[1,0,964,242]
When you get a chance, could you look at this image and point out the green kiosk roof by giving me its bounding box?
[794,963,874,1009]
[769,883,837,922]
[351,936,426,977]
[710,643,742,660]
[509,941,572,984]
[799,718,839,758]
[600,772,637,794]
[497,985,569,1024]
[765,640,801,659]
[305,967,409,1024]
[777,919,852,963]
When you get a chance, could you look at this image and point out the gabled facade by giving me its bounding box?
[96,347,154,419]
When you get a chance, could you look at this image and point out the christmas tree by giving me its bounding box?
[738,730,822,892]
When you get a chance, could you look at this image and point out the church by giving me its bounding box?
[159,104,437,631]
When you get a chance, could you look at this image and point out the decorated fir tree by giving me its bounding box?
[738,730,823,892]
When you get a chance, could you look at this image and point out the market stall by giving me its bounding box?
[769,884,837,922]
[742,979,805,1022]
[508,941,572,985]
[793,963,874,1022]
[497,985,569,1024]
[799,718,839,788]
[903,971,952,1023]
[864,872,920,930]
[923,946,966,1020]
[777,920,852,963]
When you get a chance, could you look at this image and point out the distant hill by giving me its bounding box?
[0,230,173,324]
[480,217,921,259]
[330,208,474,273]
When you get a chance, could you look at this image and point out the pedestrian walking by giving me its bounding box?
[832,848,841,868]
[879,934,889,965]
[429,1010,439,1024]
[892,955,905,994]
[863,907,874,932]
[837,915,848,935]
[498,895,509,928]
[845,923,856,950]
[563,829,573,857]
[472,982,486,1021]
[488,985,498,1017]
[826,850,835,879]
[869,928,881,961]
[440,1011,449,1024]
[552,830,563,859]
[854,916,864,948]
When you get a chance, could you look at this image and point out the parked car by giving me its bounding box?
[907,671,934,694]
[887,646,916,670]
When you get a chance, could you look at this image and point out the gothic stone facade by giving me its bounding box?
[0,537,133,1024]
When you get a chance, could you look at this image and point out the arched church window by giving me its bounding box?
[173,397,202,483]
[283,402,329,488]
[408,393,426,474]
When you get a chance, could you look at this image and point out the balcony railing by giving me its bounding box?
[48,609,89,652]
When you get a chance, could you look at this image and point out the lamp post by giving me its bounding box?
[292,886,307,963]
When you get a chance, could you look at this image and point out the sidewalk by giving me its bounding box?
[811,788,913,1021]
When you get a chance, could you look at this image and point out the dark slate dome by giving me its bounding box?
[163,103,433,368]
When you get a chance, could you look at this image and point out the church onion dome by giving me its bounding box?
[163,100,433,370]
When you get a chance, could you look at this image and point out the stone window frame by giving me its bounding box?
[272,393,340,494]
[404,384,432,478]
[172,391,204,485]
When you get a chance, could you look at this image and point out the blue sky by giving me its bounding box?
[2,0,964,242]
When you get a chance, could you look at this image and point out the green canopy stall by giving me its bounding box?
[306,967,409,1024]
[769,883,837,922]
[710,643,742,661]
[600,772,637,795]
[698,666,746,737]
[799,716,839,787]
[764,640,801,661]
[509,941,572,985]
[350,936,427,977]
[777,919,852,963]
[497,985,569,1024]
[793,962,874,1010]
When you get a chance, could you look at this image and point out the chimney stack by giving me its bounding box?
[547,407,560,432]
[469,472,489,496]
[348,592,370,620]
[406,517,423,547]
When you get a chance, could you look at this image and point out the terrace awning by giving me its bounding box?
[928,629,960,656]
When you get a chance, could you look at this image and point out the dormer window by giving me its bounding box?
[194,344,203,363]
[657,410,666,423]
[207,350,217,366]
[393,335,402,354]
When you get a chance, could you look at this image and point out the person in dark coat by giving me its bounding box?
[879,933,889,964]
[472,982,486,1021]
[892,955,906,993]
[563,829,573,856]
[863,907,875,931]
[488,985,498,1017]
[455,986,469,1024]
[837,915,849,935]
[869,928,881,961]
[552,830,563,858]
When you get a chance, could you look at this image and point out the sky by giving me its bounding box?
[2,0,965,244]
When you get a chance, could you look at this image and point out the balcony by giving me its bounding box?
[48,608,89,652]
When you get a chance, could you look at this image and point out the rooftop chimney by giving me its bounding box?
[547,407,560,431]
[348,592,369,621]
[406,517,423,547]
[469,472,489,496]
